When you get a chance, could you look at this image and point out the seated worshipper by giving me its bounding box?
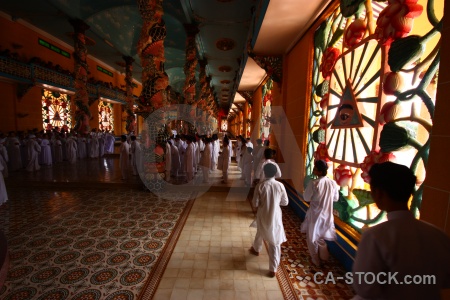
[249,163,288,277]
[242,146,253,186]
[301,159,339,266]
[254,148,281,184]
[119,135,130,180]
[26,134,41,172]
[352,162,450,300]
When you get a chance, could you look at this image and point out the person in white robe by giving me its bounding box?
[104,131,115,154]
[53,135,63,163]
[249,163,289,277]
[39,134,52,166]
[200,138,212,183]
[255,148,282,183]
[6,132,22,171]
[301,159,338,266]
[0,158,7,206]
[26,135,41,172]
[130,135,142,176]
[0,140,8,178]
[77,134,87,159]
[20,134,28,168]
[89,133,99,158]
[119,135,130,180]
[165,141,172,181]
[169,141,180,178]
[236,136,242,171]
[220,137,231,183]
[66,135,78,164]
[252,139,264,174]
[177,136,186,176]
[184,137,195,183]
[210,134,219,171]
[352,162,450,300]
[242,147,253,186]
[98,132,105,157]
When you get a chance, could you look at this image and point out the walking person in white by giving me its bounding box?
[200,138,212,183]
[220,137,231,183]
[165,140,172,181]
[6,132,22,171]
[249,163,289,277]
[301,159,339,266]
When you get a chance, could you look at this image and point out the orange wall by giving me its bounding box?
[251,88,262,142]
[420,2,450,235]
[0,14,142,134]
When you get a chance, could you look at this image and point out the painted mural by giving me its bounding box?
[261,79,273,140]
[98,101,115,132]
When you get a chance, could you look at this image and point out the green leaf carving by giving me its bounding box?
[353,188,374,207]
[388,35,425,72]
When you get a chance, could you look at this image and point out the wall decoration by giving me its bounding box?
[41,89,71,131]
[98,101,114,132]
[305,0,442,231]
[261,79,273,140]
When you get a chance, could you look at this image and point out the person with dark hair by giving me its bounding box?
[220,137,231,183]
[249,163,289,277]
[301,159,339,266]
[119,135,130,180]
[352,162,450,300]
[254,148,282,183]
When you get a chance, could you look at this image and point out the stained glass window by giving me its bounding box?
[41,89,71,131]
[98,101,114,132]
[305,0,443,231]
[261,79,273,140]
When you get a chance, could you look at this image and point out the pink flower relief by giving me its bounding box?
[344,19,367,48]
[320,47,340,79]
[360,150,396,183]
[375,0,423,45]
[313,142,330,162]
[334,164,352,187]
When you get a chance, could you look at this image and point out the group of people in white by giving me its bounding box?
[0,128,117,206]
[126,132,283,186]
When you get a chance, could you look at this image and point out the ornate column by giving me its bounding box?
[136,0,168,117]
[123,55,136,133]
[70,19,92,134]
[183,25,199,105]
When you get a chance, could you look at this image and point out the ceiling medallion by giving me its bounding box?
[220,80,231,84]
[216,38,235,51]
[218,66,232,72]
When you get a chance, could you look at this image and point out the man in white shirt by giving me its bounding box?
[352,162,450,300]
[249,163,289,277]
[301,159,339,266]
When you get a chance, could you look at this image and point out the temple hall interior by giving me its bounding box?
[0,0,449,299]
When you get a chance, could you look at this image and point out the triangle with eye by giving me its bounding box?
[331,78,364,129]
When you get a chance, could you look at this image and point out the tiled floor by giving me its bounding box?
[153,191,284,300]
[1,155,352,299]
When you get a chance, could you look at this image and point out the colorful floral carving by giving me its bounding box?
[320,93,329,110]
[319,116,327,129]
[313,142,330,162]
[360,150,396,183]
[320,47,340,79]
[375,0,423,45]
[334,164,352,187]
[383,72,404,95]
[379,100,403,124]
[344,19,366,48]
